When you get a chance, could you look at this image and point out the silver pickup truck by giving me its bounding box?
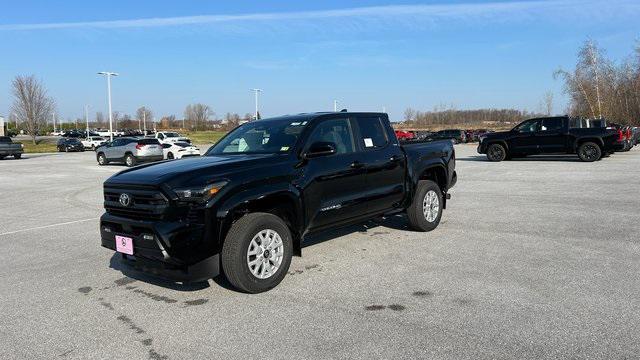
[0,136,24,160]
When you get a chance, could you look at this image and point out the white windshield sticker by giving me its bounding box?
[364,138,374,147]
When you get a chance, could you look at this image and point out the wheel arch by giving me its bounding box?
[216,188,304,257]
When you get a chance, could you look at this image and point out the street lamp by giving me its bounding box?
[250,88,262,120]
[85,105,90,139]
[97,71,119,141]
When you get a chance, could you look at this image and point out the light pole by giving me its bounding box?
[251,89,262,120]
[334,100,338,112]
[142,107,147,135]
[52,113,56,134]
[85,105,90,138]
[98,71,119,141]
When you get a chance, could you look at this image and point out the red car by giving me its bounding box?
[394,130,415,141]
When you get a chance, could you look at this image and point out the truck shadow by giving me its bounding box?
[108,254,213,292]
[458,155,583,162]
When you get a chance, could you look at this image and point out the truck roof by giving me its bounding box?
[259,112,387,123]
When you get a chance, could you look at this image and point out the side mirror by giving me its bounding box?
[304,142,336,159]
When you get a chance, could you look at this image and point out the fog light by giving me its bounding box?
[143,234,154,240]
[103,226,112,233]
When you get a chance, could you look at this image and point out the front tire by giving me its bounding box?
[222,213,293,293]
[13,153,21,159]
[407,180,443,232]
[167,152,174,160]
[124,154,136,167]
[577,142,601,162]
[486,143,507,162]
[97,153,108,166]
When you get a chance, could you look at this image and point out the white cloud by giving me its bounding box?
[0,1,637,31]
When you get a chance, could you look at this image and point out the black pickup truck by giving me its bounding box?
[477,116,619,162]
[100,112,457,292]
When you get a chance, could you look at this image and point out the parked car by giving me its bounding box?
[477,116,619,162]
[61,130,82,138]
[99,112,457,293]
[430,129,466,144]
[0,136,24,159]
[161,142,201,159]
[57,138,85,152]
[95,137,163,167]
[81,136,107,150]
[155,131,191,144]
[394,130,415,141]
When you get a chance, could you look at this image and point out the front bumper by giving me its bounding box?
[100,213,219,282]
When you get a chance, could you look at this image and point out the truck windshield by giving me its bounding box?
[164,132,180,137]
[207,118,307,155]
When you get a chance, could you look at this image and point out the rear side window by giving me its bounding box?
[356,117,388,150]
[0,137,11,143]
[540,118,563,132]
[138,139,160,145]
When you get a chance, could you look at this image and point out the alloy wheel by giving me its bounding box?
[246,229,284,279]
[422,190,440,223]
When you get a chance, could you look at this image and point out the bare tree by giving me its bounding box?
[403,108,416,122]
[95,112,105,126]
[542,91,554,116]
[10,75,55,144]
[184,104,213,131]
[136,107,153,131]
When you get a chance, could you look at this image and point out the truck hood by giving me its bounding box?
[483,130,512,140]
[105,153,280,187]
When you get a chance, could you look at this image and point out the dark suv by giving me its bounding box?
[57,138,85,152]
[430,129,466,144]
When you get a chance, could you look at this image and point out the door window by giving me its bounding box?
[514,120,539,133]
[540,118,563,132]
[306,118,355,155]
[356,117,388,150]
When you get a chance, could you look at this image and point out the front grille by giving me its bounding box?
[104,185,169,221]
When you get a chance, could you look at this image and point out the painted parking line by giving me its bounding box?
[0,217,99,237]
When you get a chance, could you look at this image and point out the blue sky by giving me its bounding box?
[1,0,638,122]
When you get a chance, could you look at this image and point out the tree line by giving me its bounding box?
[555,39,639,125]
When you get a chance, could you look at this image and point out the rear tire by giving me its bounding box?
[577,142,601,162]
[407,180,443,232]
[167,152,174,160]
[486,143,507,162]
[125,154,136,167]
[221,213,293,293]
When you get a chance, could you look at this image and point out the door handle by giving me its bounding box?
[389,155,402,162]
[350,161,364,169]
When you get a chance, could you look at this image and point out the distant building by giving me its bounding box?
[0,116,5,136]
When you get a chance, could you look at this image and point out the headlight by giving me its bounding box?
[174,181,228,203]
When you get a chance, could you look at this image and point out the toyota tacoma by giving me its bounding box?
[100,112,457,293]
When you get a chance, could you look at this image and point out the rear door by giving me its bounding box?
[510,119,541,154]
[353,116,405,214]
[536,118,567,153]
[301,117,369,231]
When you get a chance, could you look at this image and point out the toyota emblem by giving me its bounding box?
[119,193,132,207]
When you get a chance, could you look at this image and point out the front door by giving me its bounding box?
[300,117,369,231]
[510,119,541,154]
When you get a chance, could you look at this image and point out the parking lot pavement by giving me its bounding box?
[1,145,639,359]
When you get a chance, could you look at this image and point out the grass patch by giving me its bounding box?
[182,131,227,145]
[17,139,58,153]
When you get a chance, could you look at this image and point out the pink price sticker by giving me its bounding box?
[115,235,134,255]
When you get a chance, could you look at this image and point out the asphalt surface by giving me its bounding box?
[1,145,639,359]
